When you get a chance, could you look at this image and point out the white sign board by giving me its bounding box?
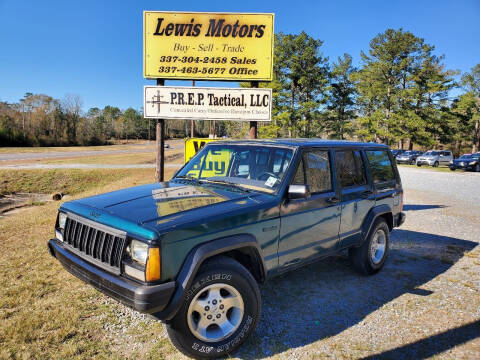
[144,86,272,121]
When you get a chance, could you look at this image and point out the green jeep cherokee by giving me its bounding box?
[48,139,405,358]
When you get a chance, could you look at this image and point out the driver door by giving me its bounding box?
[278,149,341,269]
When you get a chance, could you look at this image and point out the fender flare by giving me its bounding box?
[359,204,393,245]
[153,234,265,321]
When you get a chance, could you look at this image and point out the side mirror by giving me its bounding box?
[288,184,311,200]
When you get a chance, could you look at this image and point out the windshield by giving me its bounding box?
[402,151,414,155]
[424,151,439,156]
[459,154,472,159]
[175,144,294,193]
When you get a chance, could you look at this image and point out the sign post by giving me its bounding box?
[249,81,259,139]
[155,79,165,182]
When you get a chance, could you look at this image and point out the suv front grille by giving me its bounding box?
[63,217,126,269]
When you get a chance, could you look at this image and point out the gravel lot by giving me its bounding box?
[79,167,480,359]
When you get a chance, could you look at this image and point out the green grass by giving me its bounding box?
[397,164,454,173]
[0,169,157,196]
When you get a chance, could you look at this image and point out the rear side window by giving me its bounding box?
[366,150,395,183]
[292,150,332,193]
[335,150,366,187]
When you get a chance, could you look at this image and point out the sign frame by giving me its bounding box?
[143,11,274,81]
[144,85,272,122]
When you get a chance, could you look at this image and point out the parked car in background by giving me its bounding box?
[416,150,453,167]
[391,149,406,158]
[449,153,480,172]
[396,150,423,165]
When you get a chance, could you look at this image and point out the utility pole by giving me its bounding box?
[155,79,165,182]
[249,81,259,139]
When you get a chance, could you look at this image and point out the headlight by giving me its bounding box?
[127,240,149,265]
[469,161,476,165]
[449,160,453,164]
[58,212,67,229]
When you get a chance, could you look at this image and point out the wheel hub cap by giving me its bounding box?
[187,283,244,342]
[370,229,386,264]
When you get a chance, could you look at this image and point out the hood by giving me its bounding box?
[454,158,472,164]
[65,181,263,227]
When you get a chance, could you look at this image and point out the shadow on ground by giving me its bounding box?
[363,319,480,359]
[236,229,477,359]
[403,204,447,211]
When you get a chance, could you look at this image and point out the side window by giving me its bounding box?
[335,150,366,188]
[366,150,395,184]
[304,150,332,193]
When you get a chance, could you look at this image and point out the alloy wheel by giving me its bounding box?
[187,283,244,343]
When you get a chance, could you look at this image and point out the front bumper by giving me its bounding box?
[449,164,475,170]
[48,239,175,315]
[416,160,434,166]
[396,158,413,164]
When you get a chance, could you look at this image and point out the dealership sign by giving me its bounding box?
[144,86,272,121]
[143,11,274,80]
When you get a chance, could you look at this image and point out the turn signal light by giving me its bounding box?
[145,247,161,282]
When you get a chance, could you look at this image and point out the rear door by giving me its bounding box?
[365,149,401,209]
[278,148,341,268]
[335,149,375,249]
[440,151,452,164]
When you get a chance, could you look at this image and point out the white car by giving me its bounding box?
[416,150,452,167]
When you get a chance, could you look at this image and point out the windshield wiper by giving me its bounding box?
[203,179,252,193]
[174,175,202,184]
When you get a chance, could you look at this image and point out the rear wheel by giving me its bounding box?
[349,218,390,275]
[450,167,456,171]
[166,256,261,359]
[417,163,421,167]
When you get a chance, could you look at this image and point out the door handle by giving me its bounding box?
[326,196,340,204]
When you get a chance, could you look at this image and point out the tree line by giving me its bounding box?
[1,28,479,153]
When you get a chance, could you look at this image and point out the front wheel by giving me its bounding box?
[410,159,416,165]
[166,256,261,359]
[349,218,390,275]
[433,161,439,167]
[475,164,480,173]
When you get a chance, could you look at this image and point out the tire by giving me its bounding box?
[475,164,480,173]
[410,159,415,165]
[349,218,390,275]
[450,167,455,171]
[417,163,421,167]
[433,161,439,167]
[166,256,261,359]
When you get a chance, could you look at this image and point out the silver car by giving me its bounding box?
[416,150,453,167]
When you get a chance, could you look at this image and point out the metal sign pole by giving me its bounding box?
[191,80,195,138]
[249,81,259,139]
[155,79,165,182]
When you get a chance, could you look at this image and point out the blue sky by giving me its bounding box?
[0,0,479,111]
